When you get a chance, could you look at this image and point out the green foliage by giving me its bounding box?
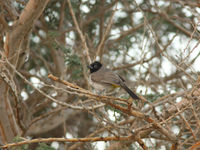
[115,17,132,27]
[43,6,59,29]
[66,54,83,80]
[36,143,55,150]
[11,136,29,150]
[59,45,71,54]
[11,137,55,150]
[71,0,80,13]
[46,30,61,48]
[145,94,165,102]
[47,30,61,39]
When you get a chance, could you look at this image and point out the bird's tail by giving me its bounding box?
[120,83,140,100]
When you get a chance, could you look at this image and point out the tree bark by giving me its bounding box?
[0,0,49,144]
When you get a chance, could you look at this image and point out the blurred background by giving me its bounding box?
[0,0,200,149]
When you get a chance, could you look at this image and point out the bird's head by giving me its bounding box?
[87,61,102,73]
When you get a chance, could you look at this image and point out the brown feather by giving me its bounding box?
[90,67,121,86]
[90,66,140,99]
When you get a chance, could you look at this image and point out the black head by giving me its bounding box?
[87,61,102,73]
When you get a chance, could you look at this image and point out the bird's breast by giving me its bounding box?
[88,76,105,91]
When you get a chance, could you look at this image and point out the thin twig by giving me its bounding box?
[67,0,91,64]
[96,4,117,60]
[0,135,136,149]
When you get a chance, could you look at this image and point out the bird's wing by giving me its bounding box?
[90,68,121,86]
[116,73,125,82]
[90,67,140,99]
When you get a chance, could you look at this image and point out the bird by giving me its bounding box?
[87,61,140,100]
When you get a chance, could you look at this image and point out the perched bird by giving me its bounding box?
[87,61,140,100]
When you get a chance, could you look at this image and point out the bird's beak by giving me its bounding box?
[87,65,92,69]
